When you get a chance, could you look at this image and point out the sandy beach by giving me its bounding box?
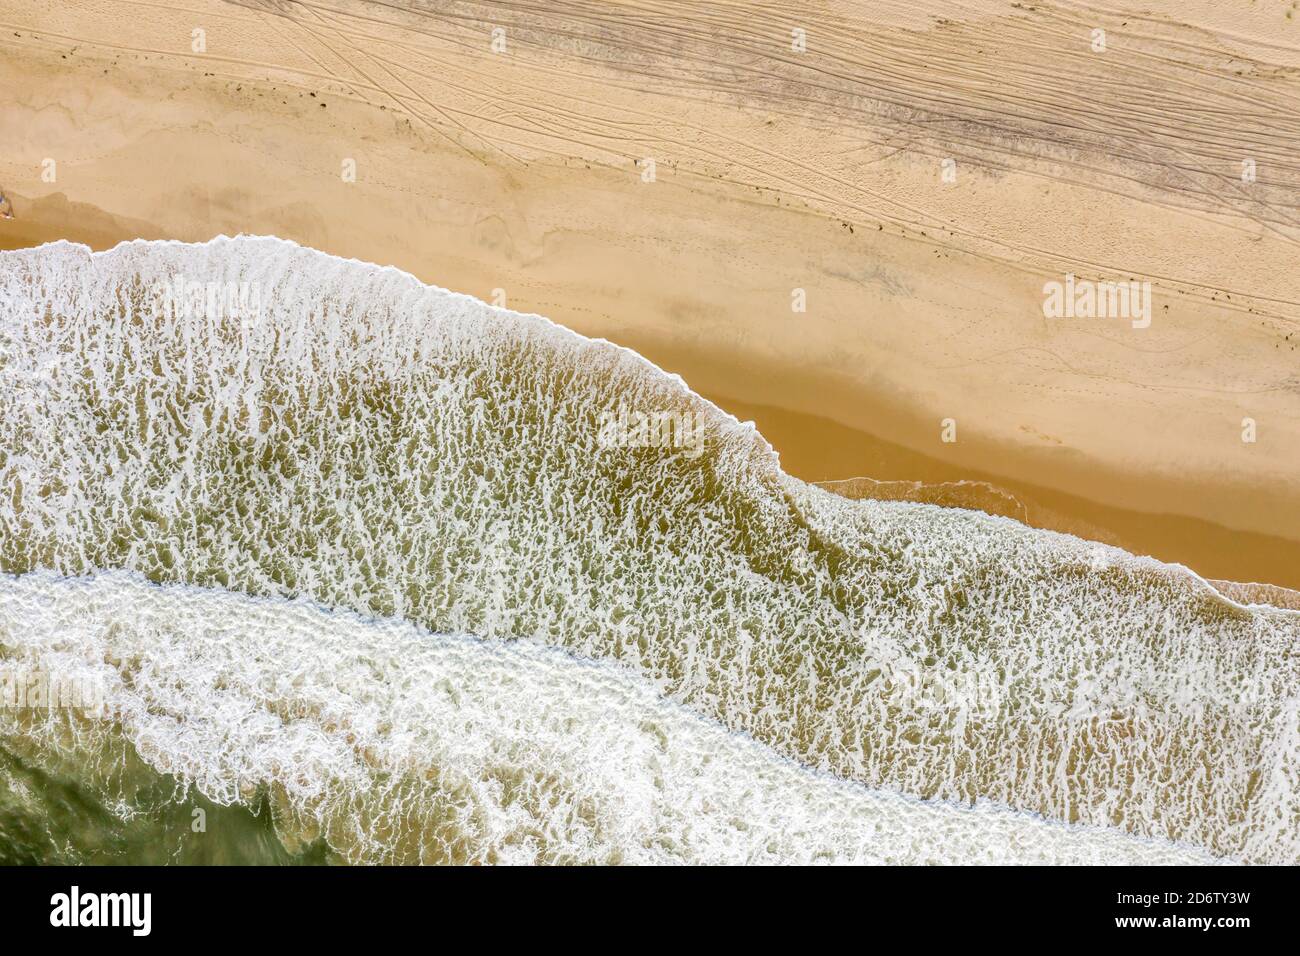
[4,0,1300,873]
[2,0,1298,588]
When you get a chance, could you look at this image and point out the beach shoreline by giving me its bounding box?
[7,222,1299,597]
[2,0,1297,588]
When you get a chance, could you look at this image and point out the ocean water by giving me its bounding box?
[0,237,1295,864]
[0,571,1223,865]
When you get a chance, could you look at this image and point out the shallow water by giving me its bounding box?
[0,237,1295,863]
[0,571,1224,865]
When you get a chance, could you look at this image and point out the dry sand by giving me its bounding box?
[1,0,1297,588]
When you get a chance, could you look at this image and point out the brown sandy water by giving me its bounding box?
[703,393,1300,596]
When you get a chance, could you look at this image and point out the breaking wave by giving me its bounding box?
[0,237,1296,863]
[0,571,1224,865]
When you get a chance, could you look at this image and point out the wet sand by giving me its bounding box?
[1,0,1297,589]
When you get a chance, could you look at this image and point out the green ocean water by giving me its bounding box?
[0,741,331,865]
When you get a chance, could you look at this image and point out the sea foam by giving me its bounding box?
[0,571,1223,865]
[0,237,1295,862]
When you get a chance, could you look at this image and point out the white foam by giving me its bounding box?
[0,236,1296,861]
[0,571,1224,865]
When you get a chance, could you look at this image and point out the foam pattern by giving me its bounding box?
[0,571,1226,865]
[0,237,1296,862]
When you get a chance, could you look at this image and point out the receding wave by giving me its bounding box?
[0,237,1296,863]
[0,572,1222,865]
